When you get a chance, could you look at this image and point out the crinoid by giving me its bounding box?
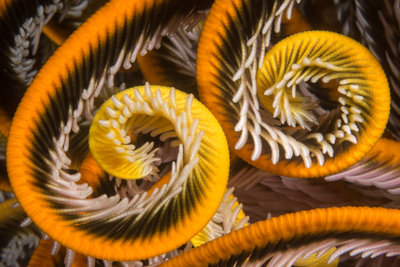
[7,0,230,262]
[198,0,390,177]
[162,207,400,266]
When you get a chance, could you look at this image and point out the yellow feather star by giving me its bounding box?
[2,0,400,266]
[197,0,390,178]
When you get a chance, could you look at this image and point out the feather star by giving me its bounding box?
[1,0,400,266]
